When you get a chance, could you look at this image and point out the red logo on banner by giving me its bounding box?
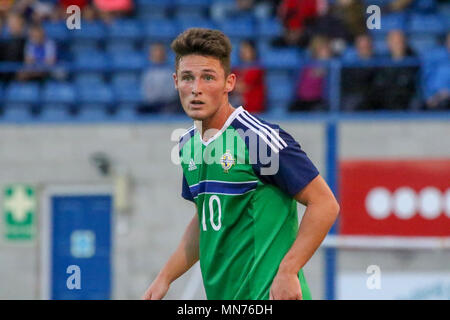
[339,159,450,236]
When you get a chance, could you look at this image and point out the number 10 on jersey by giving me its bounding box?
[201,195,222,231]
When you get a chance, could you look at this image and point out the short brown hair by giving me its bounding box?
[170,28,232,76]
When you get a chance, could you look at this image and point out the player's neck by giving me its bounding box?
[197,103,235,142]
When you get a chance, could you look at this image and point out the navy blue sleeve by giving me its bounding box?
[257,128,319,197]
[231,113,319,197]
[181,174,195,202]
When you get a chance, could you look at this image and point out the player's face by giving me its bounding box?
[173,54,235,121]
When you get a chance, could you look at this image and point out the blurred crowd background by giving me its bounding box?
[0,0,449,120]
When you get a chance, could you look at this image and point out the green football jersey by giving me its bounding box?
[179,106,319,300]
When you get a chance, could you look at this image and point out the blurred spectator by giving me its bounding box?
[331,0,365,41]
[1,12,26,61]
[93,0,133,23]
[302,0,365,51]
[289,35,332,112]
[231,40,266,114]
[0,12,26,81]
[273,0,324,47]
[386,29,415,61]
[0,0,14,16]
[367,29,419,110]
[342,31,419,111]
[140,43,179,114]
[355,33,374,60]
[17,23,57,81]
[12,0,56,23]
[59,0,89,10]
[383,0,414,12]
[340,34,376,111]
[425,33,450,110]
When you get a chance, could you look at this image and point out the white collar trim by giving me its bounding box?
[194,106,244,146]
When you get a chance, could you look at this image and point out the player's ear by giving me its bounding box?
[225,72,236,93]
[173,72,178,90]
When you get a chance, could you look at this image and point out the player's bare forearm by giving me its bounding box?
[142,212,199,299]
[270,175,338,300]
[158,213,199,283]
[279,175,339,275]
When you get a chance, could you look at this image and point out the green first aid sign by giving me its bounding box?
[3,184,36,241]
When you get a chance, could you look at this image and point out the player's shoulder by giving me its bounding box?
[231,108,291,153]
[178,125,196,150]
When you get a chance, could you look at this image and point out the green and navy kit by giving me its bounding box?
[179,106,319,300]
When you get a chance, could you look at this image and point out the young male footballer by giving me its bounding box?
[143,28,339,300]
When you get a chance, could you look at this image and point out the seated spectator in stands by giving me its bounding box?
[355,33,374,60]
[17,23,57,81]
[340,33,377,111]
[363,29,419,110]
[302,0,365,51]
[386,29,415,61]
[12,0,55,23]
[140,43,179,114]
[0,13,26,81]
[230,40,266,114]
[273,0,323,47]
[425,33,450,110]
[289,35,332,112]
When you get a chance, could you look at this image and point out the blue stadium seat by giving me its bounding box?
[69,42,101,55]
[74,51,108,72]
[341,47,359,62]
[42,82,76,105]
[110,51,147,71]
[113,83,144,104]
[408,14,447,34]
[257,19,283,39]
[144,20,179,41]
[1,104,32,121]
[427,62,450,96]
[77,104,110,121]
[260,48,302,69]
[178,19,217,31]
[266,72,295,112]
[373,38,389,55]
[369,13,406,35]
[174,7,206,20]
[74,72,105,86]
[174,0,209,7]
[40,104,71,121]
[107,20,143,40]
[105,40,136,54]
[409,34,439,55]
[111,73,140,88]
[70,21,106,41]
[411,0,437,13]
[4,82,40,104]
[219,18,256,39]
[137,0,171,20]
[43,21,69,42]
[137,0,173,8]
[114,104,139,120]
[78,83,114,105]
